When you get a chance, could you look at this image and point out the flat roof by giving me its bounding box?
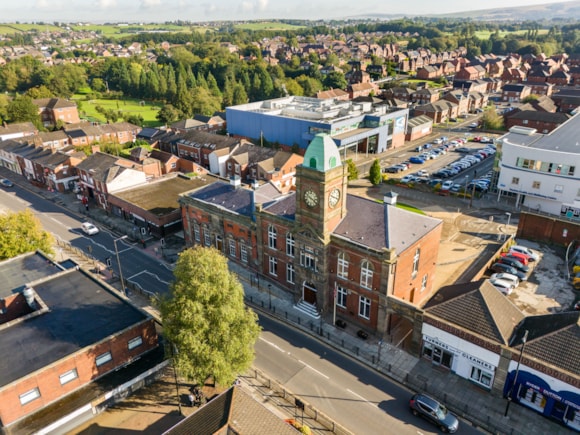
[501,113,580,153]
[0,253,148,388]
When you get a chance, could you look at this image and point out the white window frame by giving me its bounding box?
[59,369,79,385]
[228,239,236,257]
[240,244,248,263]
[358,296,371,320]
[269,256,278,276]
[337,285,347,308]
[470,366,493,388]
[128,336,143,350]
[337,252,349,280]
[19,388,40,405]
[286,262,295,284]
[268,225,277,249]
[300,251,316,271]
[286,232,295,257]
[203,229,211,247]
[532,181,541,189]
[96,351,112,367]
[360,260,373,290]
[421,274,428,291]
[193,223,201,242]
[412,248,420,278]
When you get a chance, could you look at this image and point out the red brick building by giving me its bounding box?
[179,134,442,352]
[33,98,80,127]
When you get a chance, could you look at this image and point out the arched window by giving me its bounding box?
[268,225,277,249]
[329,156,337,168]
[337,252,349,279]
[360,260,373,289]
[309,157,317,168]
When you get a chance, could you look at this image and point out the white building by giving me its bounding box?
[496,115,580,217]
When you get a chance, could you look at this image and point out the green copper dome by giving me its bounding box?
[303,133,342,172]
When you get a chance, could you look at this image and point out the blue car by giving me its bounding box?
[409,156,425,164]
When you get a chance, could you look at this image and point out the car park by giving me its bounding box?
[509,245,539,262]
[81,222,99,235]
[489,263,528,281]
[498,256,530,273]
[490,272,520,288]
[489,278,515,295]
[409,394,459,434]
[409,156,425,164]
[0,178,14,187]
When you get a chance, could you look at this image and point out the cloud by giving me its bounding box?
[141,0,162,7]
[239,0,270,14]
[95,0,117,9]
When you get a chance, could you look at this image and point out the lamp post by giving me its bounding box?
[268,284,272,309]
[463,175,469,200]
[170,343,182,415]
[114,235,128,295]
[504,329,529,417]
[505,212,512,240]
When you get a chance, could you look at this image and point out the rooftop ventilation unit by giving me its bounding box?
[22,287,36,309]
[508,126,537,136]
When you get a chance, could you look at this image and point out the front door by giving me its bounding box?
[302,281,317,305]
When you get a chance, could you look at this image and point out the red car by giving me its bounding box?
[501,251,529,266]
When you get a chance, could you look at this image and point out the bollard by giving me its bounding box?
[341,339,344,347]
[356,347,359,356]
[372,355,375,364]
[388,363,391,372]
[285,311,288,319]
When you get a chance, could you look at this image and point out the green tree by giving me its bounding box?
[6,95,42,129]
[521,94,539,104]
[156,104,181,125]
[346,159,359,181]
[369,159,382,185]
[0,209,54,260]
[481,107,504,130]
[159,247,261,385]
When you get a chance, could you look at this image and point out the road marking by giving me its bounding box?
[298,360,329,379]
[346,388,375,406]
[259,337,287,354]
[128,270,171,286]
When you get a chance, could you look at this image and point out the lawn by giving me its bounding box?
[235,21,305,31]
[72,95,163,127]
[473,29,549,39]
[0,23,63,34]
[69,23,207,38]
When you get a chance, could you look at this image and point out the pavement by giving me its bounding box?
[0,167,575,435]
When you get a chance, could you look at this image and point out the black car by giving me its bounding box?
[489,263,528,281]
[498,256,530,273]
[409,394,459,433]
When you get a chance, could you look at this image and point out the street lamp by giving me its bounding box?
[505,212,512,240]
[463,175,469,200]
[114,235,128,295]
[504,330,529,417]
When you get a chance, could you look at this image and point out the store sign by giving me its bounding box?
[525,381,580,411]
[462,353,495,371]
[423,336,458,354]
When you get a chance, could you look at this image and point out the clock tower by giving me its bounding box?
[295,133,348,242]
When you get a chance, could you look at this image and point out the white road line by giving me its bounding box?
[258,337,287,354]
[298,360,330,379]
[127,270,171,285]
[346,388,375,407]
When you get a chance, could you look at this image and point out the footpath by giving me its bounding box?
[1,166,571,435]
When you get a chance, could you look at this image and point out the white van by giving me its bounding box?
[488,278,515,295]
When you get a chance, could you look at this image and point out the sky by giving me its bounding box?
[1,0,575,23]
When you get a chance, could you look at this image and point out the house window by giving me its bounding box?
[358,296,371,319]
[59,369,79,385]
[286,233,295,257]
[268,256,278,276]
[360,260,373,289]
[128,336,143,350]
[337,285,347,308]
[227,162,232,170]
[412,248,420,278]
[193,223,201,243]
[300,251,316,270]
[235,164,240,174]
[240,244,248,263]
[554,184,564,193]
[229,239,236,257]
[337,252,349,279]
[19,388,41,405]
[470,366,493,388]
[522,119,528,124]
[268,225,277,250]
[170,162,176,169]
[203,229,211,247]
[511,177,519,185]
[532,181,541,189]
[421,274,428,291]
[286,263,295,284]
[96,351,112,367]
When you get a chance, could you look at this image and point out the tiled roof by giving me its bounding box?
[425,280,524,344]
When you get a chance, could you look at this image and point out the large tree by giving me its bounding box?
[0,210,54,260]
[160,246,261,385]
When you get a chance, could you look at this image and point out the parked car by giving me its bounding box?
[490,272,520,288]
[489,263,528,281]
[450,183,462,193]
[441,180,454,191]
[384,165,405,173]
[429,178,442,187]
[400,175,416,184]
[489,278,515,295]
[409,156,425,164]
[415,169,429,178]
[409,394,459,433]
[81,222,99,235]
[509,245,539,262]
[0,178,14,188]
[415,145,423,152]
[456,147,471,153]
[501,251,529,266]
[469,122,479,128]
[498,256,530,273]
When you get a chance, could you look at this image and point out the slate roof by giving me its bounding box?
[507,111,571,123]
[163,386,297,435]
[263,191,296,220]
[407,115,433,129]
[332,195,441,253]
[184,181,255,217]
[33,97,77,109]
[424,279,524,344]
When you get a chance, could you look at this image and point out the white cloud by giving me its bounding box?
[141,0,162,7]
[95,0,117,9]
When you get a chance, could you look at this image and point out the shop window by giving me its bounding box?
[470,366,492,388]
[519,387,547,412]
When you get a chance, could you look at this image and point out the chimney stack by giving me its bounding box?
[384,191,398,206]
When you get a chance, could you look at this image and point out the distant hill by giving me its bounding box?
[363,1,580,21]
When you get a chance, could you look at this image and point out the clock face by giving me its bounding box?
[329,188,341,208]
[304,189,318,207]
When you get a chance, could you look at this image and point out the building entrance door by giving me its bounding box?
[302,282,317,305]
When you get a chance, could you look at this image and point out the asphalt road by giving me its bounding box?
[255,314,483,435]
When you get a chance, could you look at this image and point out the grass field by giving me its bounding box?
[0,23,62,34]
[72,95,163,127]
[473,29,549,39]
[235,21,305,31]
